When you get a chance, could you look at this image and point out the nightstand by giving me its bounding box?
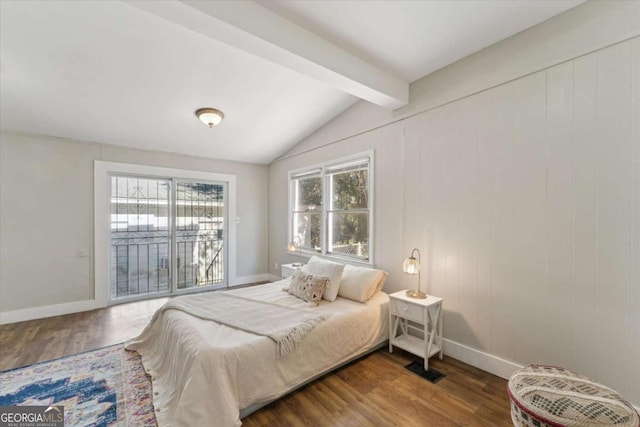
[388,290,443,370]
[281,263,304,279]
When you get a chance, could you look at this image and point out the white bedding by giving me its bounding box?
[125,280,389,427]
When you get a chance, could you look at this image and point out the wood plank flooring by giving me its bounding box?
[0,297,512,426]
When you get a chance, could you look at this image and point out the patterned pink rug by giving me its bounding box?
[0,344,156,426]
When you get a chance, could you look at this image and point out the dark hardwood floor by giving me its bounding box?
[0,297,512,426]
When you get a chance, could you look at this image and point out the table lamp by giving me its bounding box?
[287,236,303,267]
[403,248,426,299]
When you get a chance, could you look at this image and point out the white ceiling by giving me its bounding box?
[262,0,585,83]
[0,0,584,164]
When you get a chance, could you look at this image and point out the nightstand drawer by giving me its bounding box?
[391,299,424,323]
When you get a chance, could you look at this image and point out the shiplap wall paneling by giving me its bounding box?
[418,113,432,298]
[411,114,432,295]
[457,96,480,348]
[375,124,404,279]
[424,107,445,308]
[631,37,640,408]
[429,105,458,326]
[402,116,425,264]
[571,52,598,380]
[513,71,548,365]
[489,82,516,361]
[545,61,574,369]
[595,42,633,399]
[442,101,463,343]
[474,90,494,354]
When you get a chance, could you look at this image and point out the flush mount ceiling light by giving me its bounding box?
[195,108,224,128]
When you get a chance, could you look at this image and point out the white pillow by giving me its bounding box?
[374,271,388,293]
[338,264,387,303]
[302,256,345,302]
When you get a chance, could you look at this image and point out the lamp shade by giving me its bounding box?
[196,108,224,127]
[287,241,299,252]
[403,256,420,275]
[287,236,303,267]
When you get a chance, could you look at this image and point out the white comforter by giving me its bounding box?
[125,280,389,427]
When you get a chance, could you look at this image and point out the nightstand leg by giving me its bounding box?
[424,315,430,371]
[425,304,443,369]
[389,314,400,353]
[438,303,443,360]
[389,313,393,353]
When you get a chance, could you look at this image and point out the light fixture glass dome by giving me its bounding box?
[196,108,224,128]
[287,241,299,252]
[403,256,420,275]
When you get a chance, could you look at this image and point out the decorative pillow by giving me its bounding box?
[284,269,330,307]
[338,264,387,303]
[302,256,345,302]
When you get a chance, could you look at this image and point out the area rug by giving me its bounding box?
[0,344,157,426]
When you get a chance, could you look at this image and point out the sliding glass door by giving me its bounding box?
[175,181,225,290]
[109,175,226,302]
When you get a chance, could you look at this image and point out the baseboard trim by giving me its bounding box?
[442,339,640,409]
[232,274,278,286]
[0,299,103,325]
[266,274,283,283]
[443,338,523,380]
[1,274,280,325]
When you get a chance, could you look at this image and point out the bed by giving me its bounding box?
[126,267,389,427]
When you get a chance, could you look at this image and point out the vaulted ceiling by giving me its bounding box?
[0,1,583,164]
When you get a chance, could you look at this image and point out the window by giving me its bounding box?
[290,169,322,251]
[289,152,373,263]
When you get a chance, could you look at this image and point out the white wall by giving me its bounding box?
[0,132,269,321]
[269,1,640,406]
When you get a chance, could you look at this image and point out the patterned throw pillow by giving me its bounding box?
[284,270,330,307]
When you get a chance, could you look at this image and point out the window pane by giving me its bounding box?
[295,176,322,211]
[331,169,368,210]
[328,212,368,259]
[293,212,321,250]
[110,176,171,299]
[176,182,225,289]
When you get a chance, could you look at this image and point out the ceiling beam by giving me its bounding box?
[126,0,409,109]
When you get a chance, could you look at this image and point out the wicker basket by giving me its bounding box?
[508,365,639,427]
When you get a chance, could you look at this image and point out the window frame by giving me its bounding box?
[288,150,374,265]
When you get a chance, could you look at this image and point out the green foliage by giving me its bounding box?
[299,177,322,208]
[332,171,368,251]
[332,170,368,210]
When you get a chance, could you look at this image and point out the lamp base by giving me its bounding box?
[406,290,427,299]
